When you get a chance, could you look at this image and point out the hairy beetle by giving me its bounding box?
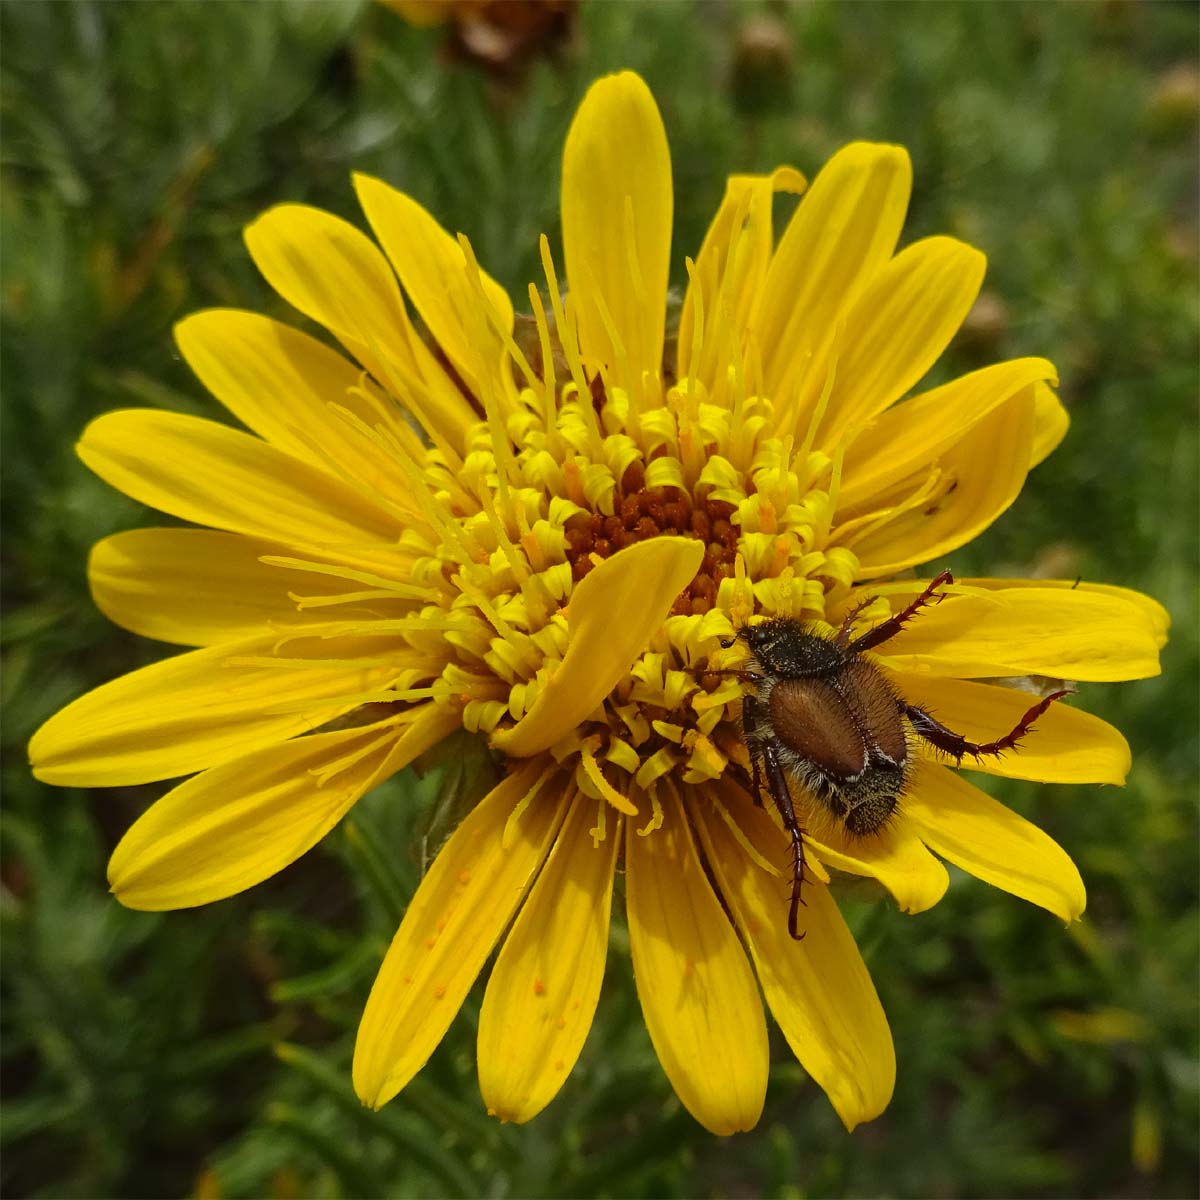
[722,571,1067,939]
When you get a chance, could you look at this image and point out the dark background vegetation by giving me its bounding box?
[2,1,1197,1196]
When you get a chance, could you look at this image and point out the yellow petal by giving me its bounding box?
[29,632,397,786]
[677,167,806,387]
[175,309,364,460]
[243,204,410,380]
[848,387,1034,577]
[756,142,911,403]
[691,787,894,1130]
[815,236,987,447]
[78,409,401,545]
[89,528,347,646]
[1031,381,1070,467]
[887,672,1131,785]
[947,577,1170,648]
[174,309,411,502]
[838,357,1057,511]
[904,761,1086,922]
[805,816,950,915]
[243,203,476,449]
[109,705,456,910]
[875,585,1163,682]
[625,785,768,1135]
[477,795,620,1123]
[561,71,672,400]
[493,537,703,757]
[353,173,513,400]
[353,763,569,1109]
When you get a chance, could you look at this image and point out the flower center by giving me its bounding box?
[564,461,739,616]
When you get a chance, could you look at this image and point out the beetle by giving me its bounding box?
[720,570,1068,940]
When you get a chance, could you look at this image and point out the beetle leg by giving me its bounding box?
[758,733,809,941]
[704,668,762,683]
[741,694,767,809]
[848,568,955,654]
[904,690,1070,762]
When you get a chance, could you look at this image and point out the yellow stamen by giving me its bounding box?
[538,235,590,402]
[683,256,705,390]
[455,245,520,527]
[579,742,638,816]
[310,718,406,785]
[501,764,559,850]
[342,308,466,474]
[709,782,781,878]
[798,347,840,462]
[527,281,560,435]
[588,794,607,848]
[634,746,677,790]
[636,781,665,837]
[286,588,433,611]
[832,470,944,548]
[459,236,540,398]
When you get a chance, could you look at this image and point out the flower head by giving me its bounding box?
[30,71,1166,1135]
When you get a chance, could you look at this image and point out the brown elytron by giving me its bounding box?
[723,570,1068,940]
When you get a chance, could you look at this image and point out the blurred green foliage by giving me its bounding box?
[2,1,1197,1196]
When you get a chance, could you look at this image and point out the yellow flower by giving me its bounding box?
[29,72,1166,1136]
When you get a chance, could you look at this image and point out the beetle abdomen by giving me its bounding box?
[839,765,902,834]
